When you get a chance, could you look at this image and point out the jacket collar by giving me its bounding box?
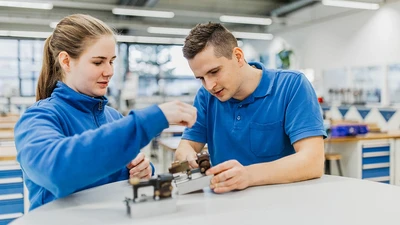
[51,81,108,113]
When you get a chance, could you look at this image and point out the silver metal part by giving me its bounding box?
[174,171,213,195]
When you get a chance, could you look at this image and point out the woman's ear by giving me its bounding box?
[58,51,71,73]
[233,47,245,67]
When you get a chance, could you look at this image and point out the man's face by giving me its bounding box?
[188,45,243,102]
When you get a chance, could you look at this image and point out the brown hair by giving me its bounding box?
[36,14,115,101]
[182,22,238,60]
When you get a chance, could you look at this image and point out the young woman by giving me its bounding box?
[14,14,196,210]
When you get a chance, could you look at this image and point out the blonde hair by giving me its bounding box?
[36,14,115,101]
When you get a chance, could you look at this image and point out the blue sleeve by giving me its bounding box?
[14,104,168,198]
[114,167,129,181]
[284,73,327,144]
[150,162,155,176]
[182,87,208,144]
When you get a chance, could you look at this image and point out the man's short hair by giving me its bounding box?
[183,22,238,60]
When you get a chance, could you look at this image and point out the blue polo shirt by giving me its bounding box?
[182,62,327,166]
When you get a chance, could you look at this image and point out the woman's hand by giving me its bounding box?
[127,152,152,179]
[159,101,197,127]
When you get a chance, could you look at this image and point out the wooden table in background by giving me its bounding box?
[0,145,16,161]
[325,130,400,143]
[0,131,14,141]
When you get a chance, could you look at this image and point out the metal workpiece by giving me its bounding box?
[173,169,213,195]
[169,150,213,195]
[124,173,177,217]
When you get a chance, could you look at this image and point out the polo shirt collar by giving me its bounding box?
[249,62,275,98]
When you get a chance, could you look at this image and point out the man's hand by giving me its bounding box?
[206,160,252,193]
[186,151,199,169]
[127,152,152,179]
[175,139,206,168]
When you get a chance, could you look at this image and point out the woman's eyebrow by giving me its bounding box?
[92,56,117,59]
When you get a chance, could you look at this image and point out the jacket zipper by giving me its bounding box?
[98,100,103,110]
[94,100,103,127]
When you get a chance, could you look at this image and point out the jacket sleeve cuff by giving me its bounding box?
[150,162,155,176]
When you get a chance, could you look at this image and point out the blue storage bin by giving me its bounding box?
[0,170,22,179]
[362,155,390,165]
[0,213,23,225]
[0,197,24,215]
[331,124,369,137]
[362,146,390,153]
[0,181,24,195]
[362,167,390,179]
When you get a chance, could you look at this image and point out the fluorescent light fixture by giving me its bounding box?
[117,35,184,45]
[220,15,272,25]
[147,27,273,41]
[0,30,51,38]
[232,31,273,40]
[0,1,53,10]
[147,27,190,35]
[112,8,174,18]
[322,0,380,10]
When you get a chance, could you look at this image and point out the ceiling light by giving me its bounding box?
[0,1,53,10]
[232,32,273,40]
[117,35,184,45]
[322,0,380,10]
[220,15,272,25]
[112,8,175,18]
[147,27,190,35]
[0,30,51,38]
[147,27,273,40]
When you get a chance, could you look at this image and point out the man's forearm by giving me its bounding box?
[175,146,196,161]
[174,139,203,161]
[247,148,325,186]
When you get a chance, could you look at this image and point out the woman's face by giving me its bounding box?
[64,35,116,97]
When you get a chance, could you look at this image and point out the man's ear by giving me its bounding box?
[233,47,245,67]
[58,51,71,72]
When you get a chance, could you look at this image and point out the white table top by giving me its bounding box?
[10,175,400,225]
[157,136,183,151]
[161,125,186,134]
[158,136,207,151]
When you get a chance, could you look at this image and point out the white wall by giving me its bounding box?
[276,1,400,70]
[266,1,400,102]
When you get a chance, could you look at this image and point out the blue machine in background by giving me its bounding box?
[330,124,369,137]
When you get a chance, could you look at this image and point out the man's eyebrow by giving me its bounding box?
[92,56,117,59]
[206,66,221,74]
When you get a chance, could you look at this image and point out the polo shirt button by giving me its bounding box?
[237,116,241,120]
[239,105,242,108]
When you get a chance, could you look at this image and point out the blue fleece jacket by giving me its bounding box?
[14,81,168,210]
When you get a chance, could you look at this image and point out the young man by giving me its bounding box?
[175,22,327,193]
